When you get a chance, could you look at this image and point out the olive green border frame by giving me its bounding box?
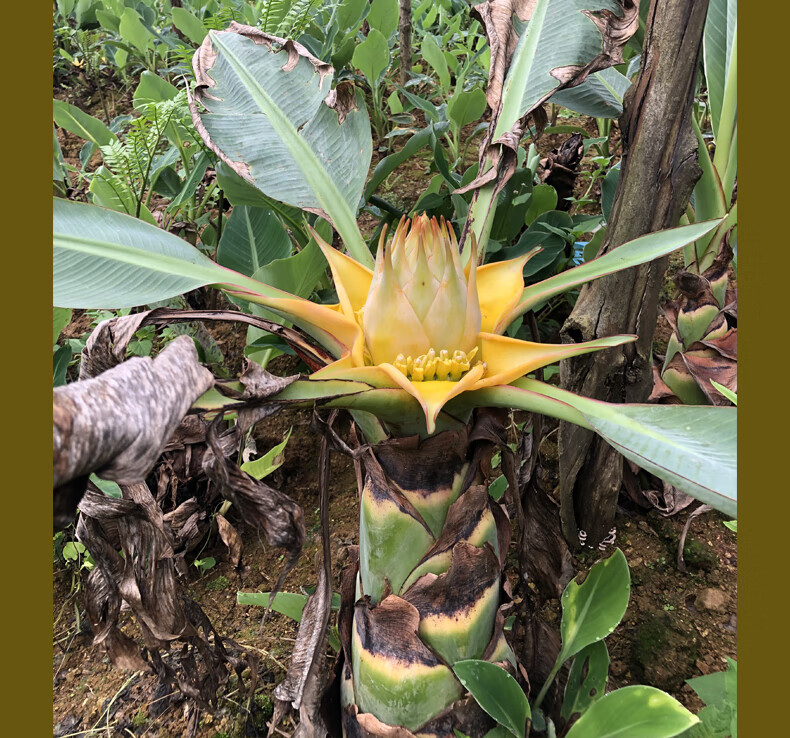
[8,0,53,733]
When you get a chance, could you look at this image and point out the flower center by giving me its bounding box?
[393,347,480,382]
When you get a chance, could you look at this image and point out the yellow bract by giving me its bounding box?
[238,215,634,433]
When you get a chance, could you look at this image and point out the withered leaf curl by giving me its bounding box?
[54,336,213,526]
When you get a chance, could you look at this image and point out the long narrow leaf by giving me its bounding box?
[53,99,116,148]
[364,122,449,199]
[54,200,226,308]
[703,0,737,140]
[512,378,737,517]
[507,220,721,327]
[53,199,279,308]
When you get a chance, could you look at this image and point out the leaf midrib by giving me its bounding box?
[211,33,372,267]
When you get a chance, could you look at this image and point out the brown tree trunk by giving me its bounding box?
[399,0,413,87]
[558,0,708,549]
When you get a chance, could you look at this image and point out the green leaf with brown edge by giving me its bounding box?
[453,660,530,738]
[405,543,500,664]
[564,686,699,738]
[193,27,373,266]
[560,640,610,721]
[359,467,435,604]
[490,1,637,140]
[353,596,464,730]
[463,0,640,254]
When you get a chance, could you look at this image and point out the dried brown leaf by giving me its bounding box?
[79,311,153,379]
[403,542,500,619]
[540,133,585,211]
[164,497,209,556]
[353,596,438,669]
[203,417,305,594]
[519,484,574,602]
[216,514,243,568]
[143,308,332,370]
[53,336,213,508]
[461,0,637,203]
[271,434,335,737]
[677,504,712,572]
[471,0,536,112]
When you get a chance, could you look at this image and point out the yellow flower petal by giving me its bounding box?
[363,237,431,364]
[476,247,542,334]
[309,225,373,319]
[312,362,401,388]
[476,332,637,388]
[238,290,363,362]
[377,363,487,434]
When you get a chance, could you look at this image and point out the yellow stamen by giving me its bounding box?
[391,347,479,381]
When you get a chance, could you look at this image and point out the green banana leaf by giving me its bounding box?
[488,379,737,517]
[550,67,632,119]
[465,0,639,251]
[703,0,737,142]
[492,0,633,138]
[191,26,373,266]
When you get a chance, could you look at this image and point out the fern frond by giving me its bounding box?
[99,140,136,191]
[261,0,290,34]
[277,0,321,38]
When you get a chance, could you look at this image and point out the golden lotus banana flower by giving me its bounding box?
[363,215,480,368]
[232,214,635,434]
